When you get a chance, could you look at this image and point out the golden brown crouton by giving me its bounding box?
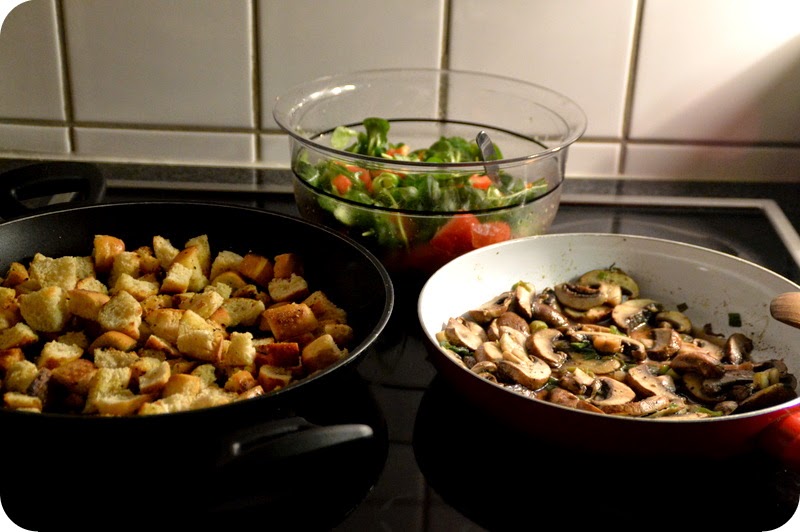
[93,235,126,273]
[210,250,244,281]
[0,322,39,350]
[257,365,292,392]
[223,369,258,394]
[108,251,141,289]
[37,340,84,370]
[0,348,25,371]
[176,310,223,363]
[162,373,204,398]
[97,290,142,339]
[221,331,256,367]
[303,290,348,324]
[94,348,140,369]
[171,246,208,292]
[237,253,274,288]
[273,253,304,279]
[209,297,265,328]
[19,286,70,332]
[2,262,29,288]
[301,334,345,373]
[178,290,224,319]
[261,302,318,341]
[50,358,97,395]
[268,274,309,303]
[185,235,212,277]
[255,341,300,368]
[152,235,180,269]
[160,262,193,294]
[3,392,42,412]
[110,272,160,301]
[67,288,111,321]
[88,331,138,353]
[145,308,183,344]
[5,359,40,393]
[29,254,81,290]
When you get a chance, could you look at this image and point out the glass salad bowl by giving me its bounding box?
[273,68,587,279]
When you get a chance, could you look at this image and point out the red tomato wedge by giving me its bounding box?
[429,214,480,256]
[468,174,493,190]
[332,174,352,194]
[471,221,512,248]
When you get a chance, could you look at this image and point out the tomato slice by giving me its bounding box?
[429,214,480,256]
[471,221,512,248]
[331,174,352,194]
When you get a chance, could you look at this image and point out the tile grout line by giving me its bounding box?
[250,0,262,166]
[617,0,646,179]
[54,0,75,153]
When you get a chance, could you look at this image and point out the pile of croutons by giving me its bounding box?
[0,233,353,416]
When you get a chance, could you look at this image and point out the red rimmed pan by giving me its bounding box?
[418,233,800,471]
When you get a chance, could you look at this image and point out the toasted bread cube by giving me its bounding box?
[110,273,160,301]
[109,251,141,289]
[0,286,21,329]
[190,363,217,386]
[179,290,224,319]
[136,359,171,395]
[151,235,179,269]
[134,246,161,275]
[37,340,84,370]
[50,358,97,395]
[262,303,318,341]
[176,310,223,363]
[320,323,354,347]
[268,274,309,303]
[185,235,211,276]
[97,290,142,339]
[304,290,348,324]
[221,331,256,367]
[205,282,233,299]
[223,369,258,394]
[236,385,265,401]
[0,322,39,350]
[94,348,140,369]
[88,331,138,353]
[302,334,345,373]
[257,365,292,392]
[93,235,126,273]
[3,392,42,412]
[211,271,248,291]
[273,253,304,279]
[161,262,193,294]
[210,297,265,328]
[0,348,25,371]
[2,262,29,288]
[29,254,80,290]
[210,250,244,281]
[145,308,183,344]
[256,341,300,368]
[75,276,109,294]
[92,391,153,416]
[237,253,274,288]
[68,288,111,321]
[4,359,38,392]
[19,286,70,332]
[172,246,208,292]
[162,373,204,398]
[143,334,179,357]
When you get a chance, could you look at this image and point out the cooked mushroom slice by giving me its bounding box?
[589,376,637,407]
[702,368,755,395]
[470,360,498,376]
[572,355,623,376]
[735,382,798,413]
[469,291,514,324]
[554,282,615,311]
[626,364,683,402]
[475,341,504,363]
[645,328,682,361]
[578,330,647,361]
[548,386,605,414]
[500,331,530,365]
[562,305,613,324]
[525,328,568,367]
[724,333,754,365]
[680,372,724,403]
[495,311,530,335]
[496,357,551,390]
[714,400,739,415]
[611,299,661,331]
[513,281,535,319]
[444,317,488,351]
[530,300,571,328]
[577,268,640,299]
[600,395,673,416]
[654,310,693,334]
[559,367,596,395]
[670,348,725,379]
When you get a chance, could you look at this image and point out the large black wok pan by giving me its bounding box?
[0,197,394,530]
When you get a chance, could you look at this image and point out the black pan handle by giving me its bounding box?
[216,415,374,470]
[0,161,106,219]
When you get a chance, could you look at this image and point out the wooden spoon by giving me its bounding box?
[770,292,800,330]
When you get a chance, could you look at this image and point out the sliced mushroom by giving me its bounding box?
[611,299,661,331]
[470,360,497,375]
[670,348,725,379]
[496,358,551,390]
[562,305,613,324]
[572,356,623,376]
[724,333,753,365]
[626,364,683,402]
[513,281,535,319]
[444,317,488,351]
[736,383,798,413]
[530,300,571,328]
[554,282,612,311]
[576,330,648,361]
[577,268,640,299]
[494,311,530,335]
[558,367,596,395]
[680,372,724,403]
[701,368,755,395]
[589,376,637,407]
[654,310,693,334]
[469,292,513,324]
[474,341,504,363]
[499,331,529,365]
[600,395,673,416]
[645,327,682,361]
[525,328,567,368]
[548,386,604,414]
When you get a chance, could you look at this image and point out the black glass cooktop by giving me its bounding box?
[2,165,798,531]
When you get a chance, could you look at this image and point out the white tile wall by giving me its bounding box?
[0,0,798,182]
